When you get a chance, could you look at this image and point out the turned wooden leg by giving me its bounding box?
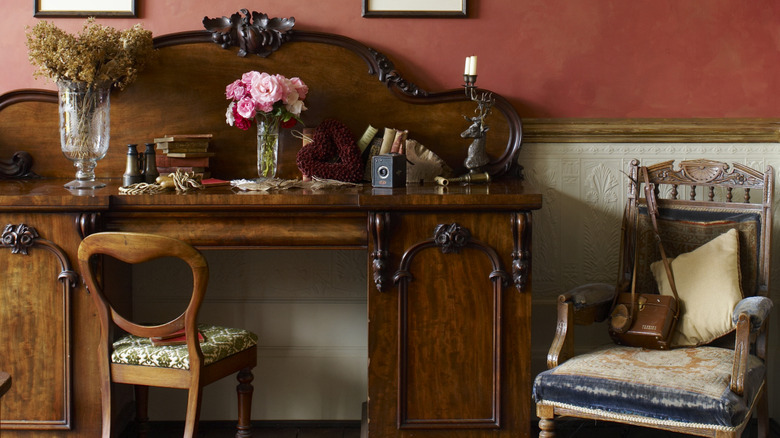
[537,404,556,438]
[134,385,150,438]
[757,389,768,438]
[235,367,254,438]
[183,386,203,438]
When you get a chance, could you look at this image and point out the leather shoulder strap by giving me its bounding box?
[641,166,680,312]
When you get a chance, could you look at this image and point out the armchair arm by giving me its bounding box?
[731,296,772,333]
[569,283,618,325]
[731,296,773,395]
[547,283,617,369]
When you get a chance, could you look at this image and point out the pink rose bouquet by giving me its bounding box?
[225,71,308,130]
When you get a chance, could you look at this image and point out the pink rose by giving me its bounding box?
[256,99,274,114]
[225,79,246,100]
[241,71,262,85]
[236,97,257,119]
[290,77,308,101]
[248,72,285,107]
[280,77,298,104]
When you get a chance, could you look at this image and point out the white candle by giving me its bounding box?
[468,55,478,76]
[464,56,471,75]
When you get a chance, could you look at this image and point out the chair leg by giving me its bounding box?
[235,367,254,438]
[97,344,113,438]
[537,404,556,438]
[757,388,769,438]
[134,385,149,438]
[183,386,203,438]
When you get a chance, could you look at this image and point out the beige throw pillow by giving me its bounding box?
[650,228,742,347]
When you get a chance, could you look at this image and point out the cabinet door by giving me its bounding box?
[0,215,77,431]
[368,211,532,438]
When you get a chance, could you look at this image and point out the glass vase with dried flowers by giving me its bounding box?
[26,19,153,189]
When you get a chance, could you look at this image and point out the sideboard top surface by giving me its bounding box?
[0,179,541,212]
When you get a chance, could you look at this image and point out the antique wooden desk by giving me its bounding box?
[0,9,541,438]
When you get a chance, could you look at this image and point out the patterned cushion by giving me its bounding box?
[112,324,257,370]
[533,345,765,430]
[635,206,760,298]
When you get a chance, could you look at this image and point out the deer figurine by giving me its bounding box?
[461,91,494,173]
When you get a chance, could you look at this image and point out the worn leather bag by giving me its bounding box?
[608,167,680,350]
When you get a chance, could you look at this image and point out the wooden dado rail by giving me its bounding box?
[523,118,780,143]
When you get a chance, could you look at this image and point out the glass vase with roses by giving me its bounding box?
[225,71,308,178]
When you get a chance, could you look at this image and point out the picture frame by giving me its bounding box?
[362,0,467,18]
[34,0,138,18]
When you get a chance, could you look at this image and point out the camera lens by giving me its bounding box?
[377,166,389,178]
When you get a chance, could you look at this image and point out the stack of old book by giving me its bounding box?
[154,134,214,178]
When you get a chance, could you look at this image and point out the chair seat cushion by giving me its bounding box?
[533,345,765,429]
[112,324,258,370]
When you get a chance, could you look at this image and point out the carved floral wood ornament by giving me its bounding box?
[203,9,295,57]
[0,151,37,179]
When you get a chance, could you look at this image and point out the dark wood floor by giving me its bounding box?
[121,421,361,438]
[123,418,778,438]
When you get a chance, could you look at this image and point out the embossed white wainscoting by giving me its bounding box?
[519,139,780,423]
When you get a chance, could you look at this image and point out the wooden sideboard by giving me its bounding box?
[0,9,540,436]
[0,179,540,438]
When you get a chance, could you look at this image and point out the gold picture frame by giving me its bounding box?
[34,0,138,17]
[362,0,467,18]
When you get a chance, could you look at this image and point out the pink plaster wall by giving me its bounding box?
[3,0,779,118]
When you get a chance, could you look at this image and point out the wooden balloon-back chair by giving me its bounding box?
[78,232,258,438]
[534,158,774,438]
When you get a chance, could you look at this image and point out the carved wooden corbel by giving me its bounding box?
[203,9,295,57]
[370,212,390,292]
[75,213,103,239]
[512,212,532,292]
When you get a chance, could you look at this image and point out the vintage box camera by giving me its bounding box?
[371,153,406,188]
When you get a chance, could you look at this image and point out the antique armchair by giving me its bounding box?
[533,159,774,438]
[78,232,258,438]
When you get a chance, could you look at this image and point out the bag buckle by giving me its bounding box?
[638,296,647,311]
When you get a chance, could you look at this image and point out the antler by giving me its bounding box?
[474,91,494,122]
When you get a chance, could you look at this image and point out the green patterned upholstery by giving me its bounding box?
[112,324,257,370]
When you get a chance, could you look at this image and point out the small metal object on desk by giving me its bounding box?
[122,144,143,187]
[143,143,159,184]
[435,171,490,186]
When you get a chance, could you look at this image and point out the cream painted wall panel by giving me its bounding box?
[132,250,368,421]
